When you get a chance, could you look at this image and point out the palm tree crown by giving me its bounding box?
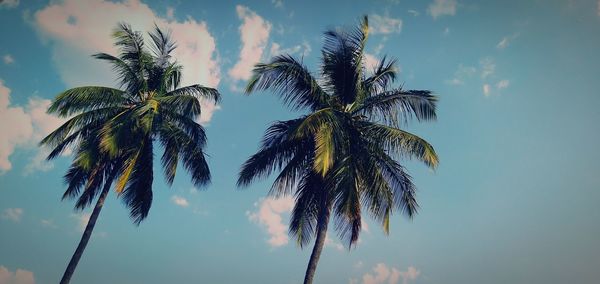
[42,23,220,222]
[238,16,438,283]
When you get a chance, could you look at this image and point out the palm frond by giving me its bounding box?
[119,137,154,224]
[246,55,329,111]
[361,122,438,169]
[47,87,126,117]
[354,89,438,124]
[162,84,221,104]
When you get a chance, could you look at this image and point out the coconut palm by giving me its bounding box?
[41,23,220,284]
[237,16,438,284]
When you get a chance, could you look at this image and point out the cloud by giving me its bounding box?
[40,219,57,229]
[269,40,311,58]
[33,0,221,124]
[0,80,64,173]
[271,0,284,8]
[1,208,23,222]
[427,0,457,19]
[0,0,19,9]
[228,5,271,82]
[479,57,495,79]
[364,53,380,71]
[369,14,402,34]
[73,213,90,232]
[445,64,476,85]
[0,266,35,284]
[71,213,107,237]
[324,233,345,251]
[247,196,294,247]
[483,84,491,96]
[443,27,450,36]
[407,10,419,17]
[360,263,420,284]
[171,195,189,207]
[496,33,519,49]
[496,79,509,89]
[2,55,14,65]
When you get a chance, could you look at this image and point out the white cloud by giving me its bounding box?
[171,195,189,207]
[427,0,457,19]
[74,213,90,232]
[483,84,491,96]
[443,27,450,36]
[2,55,14,65]
[496,79,509,89]
[407,10,419,17]
[479,57,495,79]
[247,196,294,247]
[0,80,64,173]
[1,208,23,222]
[0,0,19,9]
[228,5,271,82]
[272,0,284,8]
[445,64,476,85]
[496,33,519,49]
[324,233,344,251]
[71,213,107,237]
[40,219,57,229]
[0,266,35,284]
[364,53,380,71]
[360,263,420,284]
[369,14,402,35]
[33,0,221,124]
[269,41,311,58]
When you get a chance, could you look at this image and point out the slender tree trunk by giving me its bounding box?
[303,204,331,284]
[59,177,113,284]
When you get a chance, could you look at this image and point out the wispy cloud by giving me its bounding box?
[369,14,402,35]
[427,0,457,19]
[0,265,35,284]
[407,9,419,17]
[483,84,491,96]
[445,64,476,85]
[480,57,495,79]
[2,54,14,65]
[40,219,57,229]
[171,195,190,208]
[228,5,271,82]
[0,0,19,9]
[497,33,519,49]
[496,79,510,89]
[247,197,294,247]
[1,208,23,222]
[359,263,420,284]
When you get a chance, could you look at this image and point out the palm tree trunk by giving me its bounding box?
[303,205,331,284]
[59,177,113,284]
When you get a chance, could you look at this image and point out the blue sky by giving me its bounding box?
[1,0,599,283]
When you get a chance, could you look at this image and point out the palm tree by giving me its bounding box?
[237,16,438,284]
[41,23,220,284]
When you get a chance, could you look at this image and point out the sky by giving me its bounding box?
[1,0,599,283]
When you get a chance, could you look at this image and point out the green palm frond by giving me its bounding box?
[47,87,126,117]
[354,89,438,124]
[119,137,154,224]
[289,171,324,248]
[361,122,438,169]
[162,84,221,104]
[247,55,329,111]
